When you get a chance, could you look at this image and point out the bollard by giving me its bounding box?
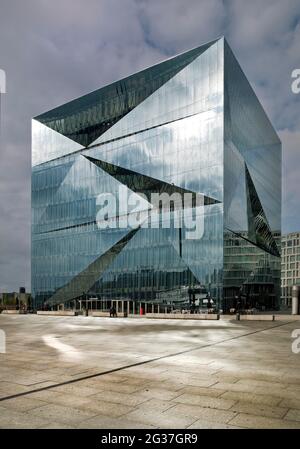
[292,285,300,315]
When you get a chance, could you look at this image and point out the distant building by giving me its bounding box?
[281,232,300,307]
[224,231,281,311]
[0,288,31,310]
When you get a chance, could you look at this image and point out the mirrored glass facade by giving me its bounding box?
[223,41,281,310]
[32,37,281,311]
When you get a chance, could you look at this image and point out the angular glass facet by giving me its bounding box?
[32,119,83,166]
[91,39,223,146]
[84,155,220,206]
[245,164,280,257]
[34,40,217,148]
[46,227,140,306]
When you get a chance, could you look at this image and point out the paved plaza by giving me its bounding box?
[0,314,300,429]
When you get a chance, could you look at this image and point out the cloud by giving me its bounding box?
[280,128,300,232]
[0,0,299,291]
[137,0,226,53]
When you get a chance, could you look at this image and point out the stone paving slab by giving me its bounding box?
[77,415,156,429]
[92,390,150,407]
[220,391,282,407]
[134,398,176,413]
[279,397,300,409]
[228,413,300,429]
[187,419,243,429]
[71,398,135,418]
[28,403,98,426]
[0,405,50,429]
[0,396,48,412]
[169,403,238,424]
[0,314,300,429]
[284,409,300,422]
[174,386,226,398]
[123,407,196,429]
[171,393,236,410]
[229,401,288,419]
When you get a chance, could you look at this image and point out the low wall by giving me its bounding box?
[37,311,77,316]
[89,311,127,318]
[89,311,109,317]
[238,314,274,321]
[145,313,220,320]
[1,310,20,314]
[237,313,300,321]
[274,314,300,322]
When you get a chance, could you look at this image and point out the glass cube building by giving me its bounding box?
[31,37,281,311]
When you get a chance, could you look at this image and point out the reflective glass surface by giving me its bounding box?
[32,119,83,166]
[32,38,224,308]
[223,40,281,310]
[32,37,281,311]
